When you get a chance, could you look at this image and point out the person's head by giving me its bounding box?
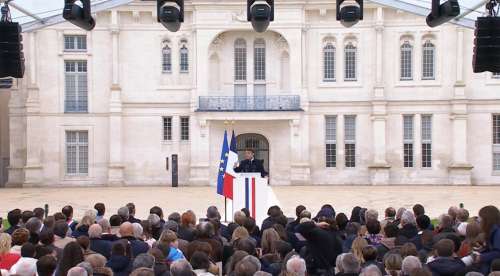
[479,205,500,235]
[148,213,161,229]
[170,259,194,276]
[385,207,397,219]
[118,206,130,221]
[227,250,249,275]
[384,253,403,273]
[109,214,122,227]
[126,203,136,216]
[384,223,399,238]
[37,255,58,276]
[366,220,381,235]
[401,211,416,226]
[133,223,144,239]
[22,210,35,224]
[457,208,469,223]
[401,242,418,258]
[168,212,181,223]
[149,247,166,263]
[62,205,74,220]
[11,227,30,246]
[0,233,12,254]
[26,217,42,234]
[342,253,361,274]
[274,240,293,259]
[131,268,155,276]
[286,256,307,276]
[133,253,155,270]
[206,206,221,220]
[242,217,257,235]
[234,211,247,226]
[67,267,88,276]
[412,204,425,217]
[231,226,250,243]
[352,237,369,261]
[20,242,36,258]
[360,265,382,276]
[43,216,55,230]
[244,149,255,160]
[159,229,178,247]
[111,239,132,258]
[233,238,257,256]
[98,218,112,233]
[39,229,55,246]
[150,206,164,219]
[181,211,196,227]
[33,207,45,220]
[53,219,69,238]
[186,241,211,260]
[196,221,215,239]
[434,238,455,257]
[88,224,103,239]
[438,214,454,230]
[86,253,107,270]
[77,235,91,251]
[465,221,482,241]
[235,255,261,276]
[77,261,93,276]
[119,221,134,237]
[59,242,85,276]
[416,215,431,231]
[360,246,376,262]
[402,256,422,276]
[7,209,22,227]
[295,205,306,219]
[261,228,281,255]
[448,206,459,221]
[84,210,97,223]
[335,213,349,231]
[94,203,105,217]
[365,209,379,223]
[53,212,66,221]
[345,222,361,236]
[190,251,210,270]
[409,268,432,276]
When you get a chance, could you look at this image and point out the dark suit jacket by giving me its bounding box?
[234,158,268,177]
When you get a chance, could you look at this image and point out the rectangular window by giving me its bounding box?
[180,47,189,73]
[421,115,432,168]
[344,44,357,81]
[323,44,336,82]
[254,43,266,81]
[325,116,337,168]
[403,115,414,168]
[64,35,87,51]
[180,116,190,141]
[344,115,356,168]
[66,131,88,175]
[400,42,413,80]
[234,45,247,81]
[64,60,88,113]
[422,42,435,80]
[493,115,500,171]
[163,117,172,141]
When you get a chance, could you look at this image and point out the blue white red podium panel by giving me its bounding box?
[231,173,268,225]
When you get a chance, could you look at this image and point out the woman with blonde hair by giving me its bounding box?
[262,228,281,255]
[0,233,21,270]
[72,215,94,238]
[231,226,250,243]
[351,236,369,263]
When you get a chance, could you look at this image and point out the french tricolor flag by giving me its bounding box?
[217,130,238,199]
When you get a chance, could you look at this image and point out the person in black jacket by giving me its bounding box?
[234,149,268,178]
[427,239,465,276]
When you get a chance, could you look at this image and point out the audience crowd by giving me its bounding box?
[0,202,499,276]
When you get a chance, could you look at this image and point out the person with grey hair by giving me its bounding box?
[77,261,93,276]
[365,209,379,223]
[25,217,43,244]
[335,253,347,274]
[131,267,156,276]
[361,265,383,276]
[234,255,261,276]
[133,223,144,240]
[194,222,223,262]
[148,213,162,240]
[98,218,118,241]
[133,253,155,270]
[254,271,272,276]
[402,256,422,276]
[400,210,418,239]
[286,256,307,276]
[337,253,360,276]
[89,224,112,259]
[118,207,130,222]
[170,259,195,276]
[67,266,89,276]
[168,212,182,224]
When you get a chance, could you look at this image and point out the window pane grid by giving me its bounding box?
[163,117,172,141]
[400,42,413,80]
[493,115,500,171]
[421,115,432,168]
[344,115,356,167]
[180,117,190,141]
[422,41,435,80]
[404,143,414,168]
[66,131,89,175]
[325,116,337,168]
[234,39,247,81]
[65,61,88,113]
[162,45,172,73]
[344,43,357,81]
[323,44,336,81]
[326,144,337,168]
[180,46,189,73]
[345,144,356,168]
[64,35,87,51]
[254,39,266,81]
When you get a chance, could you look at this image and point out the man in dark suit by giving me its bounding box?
[234,149,268,178]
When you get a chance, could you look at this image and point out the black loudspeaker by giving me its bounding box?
[473,17,500,73]
[171,154,178,187]
[0,21,25,78]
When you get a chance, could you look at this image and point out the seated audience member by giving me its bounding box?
[235,255,262,276]
[5,209,22,235]
[22,210,35,226]
[119,222,150,257]
[401,243,419,258]
[39,228,63,260]
[57,241,86,276]
[159,229,186,262]
[86,253,113,276]
[286,205,307,233]
[399,211,419,241]
[62,205,78,231]
[77,261,94,276]
[285,255,307,276]
[127,203,142,223]
[360,265,382,276]
[475,206,500,274]
[381,208,397,229]
[89,224,112,259]
[37,255,58,276]
[402,256,422,276]
[262,206,284,231]
[9,242,38,275]
[362,246,385,274]
[171,259,195,276]
[366,220,383,246]
[118,206,131,222]
[150,206,167,230]
[344,222,361,253]
[337,253,361,276]
[106,240,133,276]
[458,221,482,258]
[149,214,163,241]
[10,228,30,254]
[193,222,223,262]
[336,213,350,240]
[0,233,21,270]
[131,267,156,276]
[72,215,94,238]
[178,211,197,242]
[456,209,470,234]
[148,248,170,276]
[98,218,119,241]
[190,251,215,276]
[413,205,426,218]
[54,219,75,250]
[94,203,106,222]
[427,239,465,276]
[384,253,403,276]
[140,220,157,247]
[109,214,123,236]
[433,215,458,243]
[133,253,155,271]
[26,217,43,244]
[412,215,432,250]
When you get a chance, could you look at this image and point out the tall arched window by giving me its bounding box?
[344,42,357,81]
[254,39,266,81]
[234,39,247,81]
[162,41,172,73]
[180,40,189,73]
[422,40,435,80]
[400,41,413,80]
[323,43,336,82]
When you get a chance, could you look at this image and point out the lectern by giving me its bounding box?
[231,173,268,225]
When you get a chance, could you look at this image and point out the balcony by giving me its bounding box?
[197,95,302,112]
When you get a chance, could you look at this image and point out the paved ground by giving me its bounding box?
[1,186,499,221]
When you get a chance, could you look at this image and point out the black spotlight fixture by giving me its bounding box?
[0,1,25,78]
[472,0,500,73]
[336,0,363,28]
[63,0,96,31]
[425,0,460,27]
[157,0,184,32]
[247,0,274,33]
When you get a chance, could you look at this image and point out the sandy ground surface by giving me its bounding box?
[1,186,499,221]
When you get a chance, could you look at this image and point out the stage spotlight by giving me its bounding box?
[425,0,460,27]
[157,0,184,32]
[336,0,363,28]
[62,0,96,31]
[473,16,500,73]
[247,0,274,33]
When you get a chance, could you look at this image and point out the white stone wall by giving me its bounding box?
[5,0,500,187]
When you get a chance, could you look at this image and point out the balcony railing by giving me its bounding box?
[198,95,302,111]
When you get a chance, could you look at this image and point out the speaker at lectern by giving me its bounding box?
[232,173,268,225]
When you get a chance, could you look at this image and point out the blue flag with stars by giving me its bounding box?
[217,130,229,196]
